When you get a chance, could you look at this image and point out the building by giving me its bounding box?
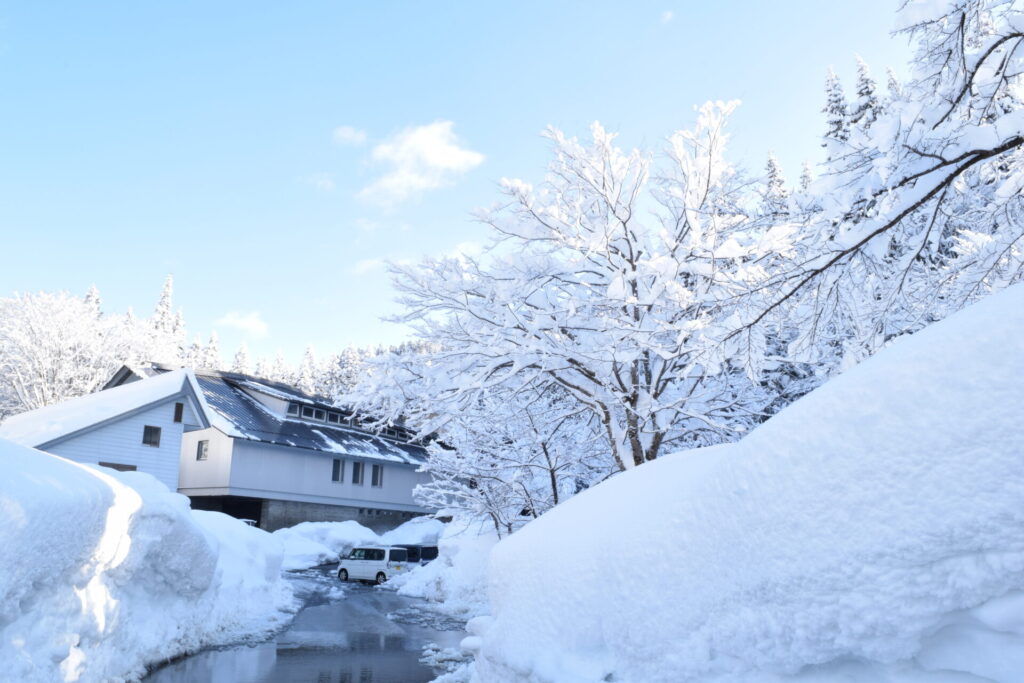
[105,364,433,532]
[0,369,209,490]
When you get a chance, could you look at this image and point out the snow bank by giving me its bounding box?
[0,442,296,683]
[470,283,1024,682]
[274,516,445,571]
[391,519,497,618]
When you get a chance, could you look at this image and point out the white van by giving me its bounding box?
[337,546,410,584]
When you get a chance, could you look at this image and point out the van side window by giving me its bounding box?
[349,549,365,560]
[389,548,408,563]
[373,549,385,561]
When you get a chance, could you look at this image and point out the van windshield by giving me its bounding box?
[389,548,408,562]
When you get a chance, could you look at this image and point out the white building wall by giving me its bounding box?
[224,440,431,511]
[44,400,190,490]
[178,426,235,493]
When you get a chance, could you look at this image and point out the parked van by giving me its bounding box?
[337,546,410,584]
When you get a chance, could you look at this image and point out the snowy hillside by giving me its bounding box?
[0,443,296,682]
[468,283,1024,682]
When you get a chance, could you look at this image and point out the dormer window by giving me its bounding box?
[287,403,300,416]
[313,409,325,421]
[328,412,341,424]
[302,406,315,419]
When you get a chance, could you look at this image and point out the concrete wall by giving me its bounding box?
[225,439,432,511]
[178,426,235,493]
[260,498,421,533]
[45,399,187,490]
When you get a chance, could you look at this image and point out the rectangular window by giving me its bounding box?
[301,406,315,418]
[313,408,325,421]
[331,458,343,482]
[371,464,383,487]
[351,461,363,485]
[173,402,184,423]
[327,412,340,424]
[142,425,161,447]
[287,403,300,416]
[196,440,209,461]
[99,461,137,472]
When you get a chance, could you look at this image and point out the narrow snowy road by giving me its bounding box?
[145,566,467,683]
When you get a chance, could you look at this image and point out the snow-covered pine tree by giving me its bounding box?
[201,332,222,370]
[822,68,850,149]
[295,346,319,395]
[761,153,790,217]
[84,285,102,318]
[232,343,251,374]
[848,56,881,132]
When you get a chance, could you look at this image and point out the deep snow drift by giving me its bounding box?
[273,516,445,571]
[469,283,1024,682]
[0,442,296,683]
[390,519,497,618]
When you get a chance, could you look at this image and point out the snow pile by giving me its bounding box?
[0,443,296,683]
[469,283,1024,682]
[274,515,445,571]
[391,519,497,618]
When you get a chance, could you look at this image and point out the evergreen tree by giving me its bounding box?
[848,56,881,131]
[799,161,814,192]
[84,285,102,318]
[201,332,222,370]
[232,343,251,374]
[761,153,790,217]
[295,346,318,395]
[823,68,849,148]
[269,352,291,384]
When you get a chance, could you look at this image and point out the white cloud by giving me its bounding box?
[333,125,367,146]
[215,311,269,338]
[359,121,484,207]
[661,10,674,24]
[351,258,385,275]
[303,172,336,192]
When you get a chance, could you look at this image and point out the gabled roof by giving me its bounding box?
[106,363,429,466]
[0,369,209,448]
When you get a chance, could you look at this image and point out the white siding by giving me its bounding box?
[178,427,235,492]
[44,400,187,490]
[221,440,431,511]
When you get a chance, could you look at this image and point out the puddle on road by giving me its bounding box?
[146,569,467,683]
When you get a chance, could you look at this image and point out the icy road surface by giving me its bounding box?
[145,566,467,683]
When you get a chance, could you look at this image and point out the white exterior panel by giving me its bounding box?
[44,400,188,490]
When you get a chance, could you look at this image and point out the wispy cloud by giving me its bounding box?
[359,121,484,207]
[216,311,269,338]
[333,125,367,146]
[660,10,674,24]
[302,172,336,192]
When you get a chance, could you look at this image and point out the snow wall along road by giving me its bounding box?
[0,443,296,683]
[470,283,1024,682]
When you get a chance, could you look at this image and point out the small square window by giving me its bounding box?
[142,426,161,447]
[331,458,344,482]
[301,406,315,418]
[313,409,325,421]
[173,402,184,423]
[287,403,300,416]
[196,440,209,461]
[327,413,340,424]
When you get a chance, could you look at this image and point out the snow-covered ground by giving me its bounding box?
[273,515,445,571]
[0,442,296,683]
[463,283,1024,682]
[390,519,497,619]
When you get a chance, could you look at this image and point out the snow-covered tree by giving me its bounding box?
[148,275,185,364]
[232,343,251,374]
[822,68,850,149]
[746,0,1024,367]
[84,285,102,318]
[848,56,881,132]
[361,102,788,472]
[761,153,790,217]
[200,332,222,370]
[295,346,319,395]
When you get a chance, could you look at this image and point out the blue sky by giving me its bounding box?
[0,1,911,364]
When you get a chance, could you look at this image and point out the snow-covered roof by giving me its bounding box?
[192,373,428,466]
[0,369,207,448]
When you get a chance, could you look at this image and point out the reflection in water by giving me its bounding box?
[146,573,465,683]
